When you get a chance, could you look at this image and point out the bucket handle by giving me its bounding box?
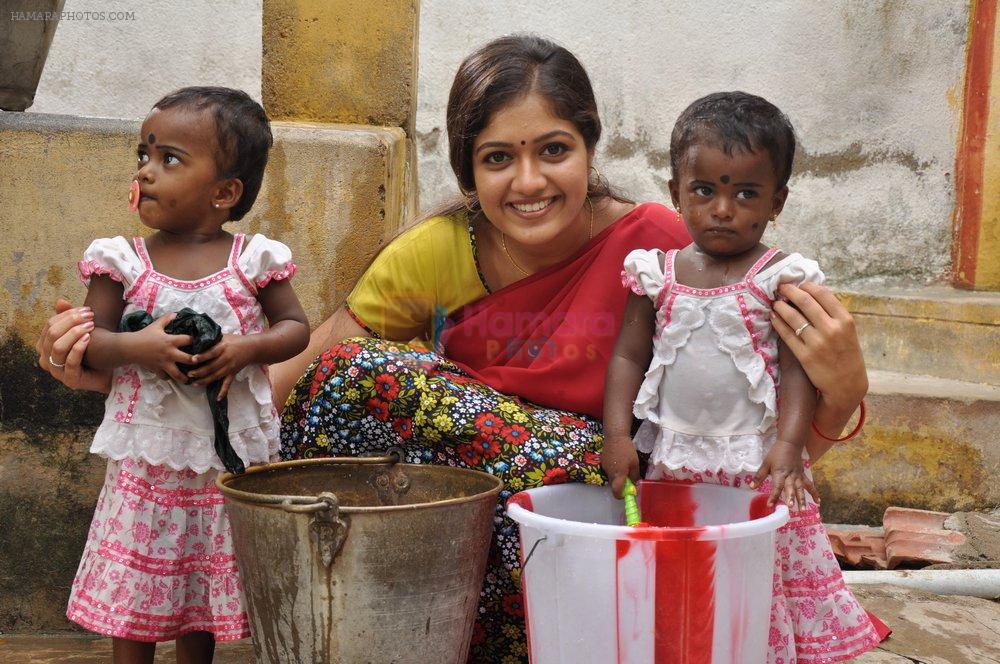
[521,536,547,571]
[222,448,404,511]
[520,531,566,573]
[308,492,349,569]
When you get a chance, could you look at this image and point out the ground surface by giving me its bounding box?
[0,585,996,663]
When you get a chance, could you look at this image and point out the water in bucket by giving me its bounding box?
[506,480,789,663]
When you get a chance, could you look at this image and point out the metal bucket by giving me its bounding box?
[217,450,502,664]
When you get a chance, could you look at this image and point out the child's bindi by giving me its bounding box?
[520,140,526,146]
[720,175,730,184]
[147,133,156,144]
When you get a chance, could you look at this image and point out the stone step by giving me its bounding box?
[815,370,1000,525]
[839,286,1000,386]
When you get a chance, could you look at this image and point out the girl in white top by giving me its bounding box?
[66,87,308,663]
[602,92,881,662]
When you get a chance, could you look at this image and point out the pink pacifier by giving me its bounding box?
[128,179,140,212]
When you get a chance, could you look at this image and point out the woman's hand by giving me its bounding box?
[600,436,640,499]
[36,299,111,393]
[771,282,868,412]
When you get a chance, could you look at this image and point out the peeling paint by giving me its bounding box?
[417,127,441,152]
[796,142,933,178]
[604,133,671,171]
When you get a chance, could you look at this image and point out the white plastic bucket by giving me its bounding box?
[506,481,789,664]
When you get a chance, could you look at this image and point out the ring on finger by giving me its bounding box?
[794,322,812,337]
[48,354,66,369]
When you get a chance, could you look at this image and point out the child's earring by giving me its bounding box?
[128,179,140,213]
[214,203,220,208]
[770,214,778,228]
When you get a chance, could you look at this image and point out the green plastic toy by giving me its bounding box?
[623,478,644,527]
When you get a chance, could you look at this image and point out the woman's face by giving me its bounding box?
[471,92,591,248]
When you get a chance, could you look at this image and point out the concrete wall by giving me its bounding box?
[29,0,262,116]
[30,1,970,286]
[416,1,969,287]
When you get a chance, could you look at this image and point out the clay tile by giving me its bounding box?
[883,510,968,569]
[825,525,887,569]
[883,507,949,532]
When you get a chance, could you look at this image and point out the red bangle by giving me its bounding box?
[811,400,866,442]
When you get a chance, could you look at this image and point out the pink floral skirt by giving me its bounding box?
[67,457,250,642]
[646,466,883,664]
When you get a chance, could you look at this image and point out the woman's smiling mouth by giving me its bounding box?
[509,196,557,217]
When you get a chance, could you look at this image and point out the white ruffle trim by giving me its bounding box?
[622,248,665,299]
[632,297,709,421]
[125,364,278,422]
[90,418,280,473]
[636,421,775,474]
[755,253,825,300]
[708,305,777,431]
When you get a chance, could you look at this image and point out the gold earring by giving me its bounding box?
[770,214,778,228]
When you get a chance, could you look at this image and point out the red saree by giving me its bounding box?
[441,202,688,418]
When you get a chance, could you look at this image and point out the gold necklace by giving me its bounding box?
[502,197,594,276]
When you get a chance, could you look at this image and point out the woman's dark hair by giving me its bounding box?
[445,34,618,208]
[153,86,273,221]
[669,91,796,189]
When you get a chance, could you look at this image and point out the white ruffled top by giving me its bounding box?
[78,233,297,472]
[621,247,824,474]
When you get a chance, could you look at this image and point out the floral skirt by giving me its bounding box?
[67,457,250,642]
[279,337,605,664]
[646,466,883,663]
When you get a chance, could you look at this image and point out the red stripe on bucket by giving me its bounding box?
[510,491,536,661]
[615,482,716,663]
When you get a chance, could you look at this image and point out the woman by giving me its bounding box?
[40,36,869,664]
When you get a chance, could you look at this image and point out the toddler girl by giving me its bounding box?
[66,87,309,663]
[602,92,881,662]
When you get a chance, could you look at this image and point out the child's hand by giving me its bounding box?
[601,436,640,499]
[127,314,194,383]
[187,334,256,400]
[750,440,819,512]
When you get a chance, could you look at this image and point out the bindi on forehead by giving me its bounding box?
[147,133,156,144]
[521,140,526,146]
[720,175,729,184]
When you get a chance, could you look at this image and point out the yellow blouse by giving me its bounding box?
[345,213,488,341]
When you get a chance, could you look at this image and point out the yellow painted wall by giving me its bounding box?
[262,0,419,133]
[974,14,1000,288]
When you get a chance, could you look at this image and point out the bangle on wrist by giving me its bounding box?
[811,400,865,442]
